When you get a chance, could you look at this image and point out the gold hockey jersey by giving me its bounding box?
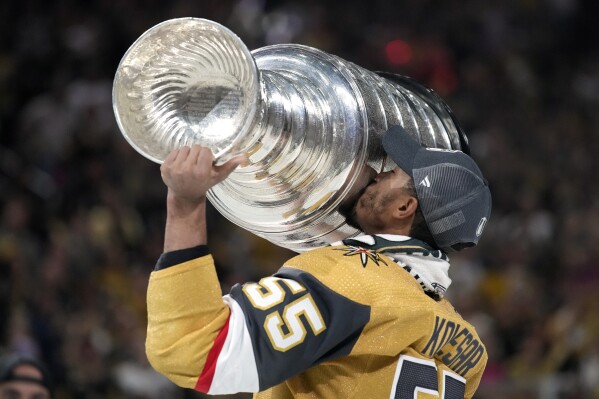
[146,235,487,398]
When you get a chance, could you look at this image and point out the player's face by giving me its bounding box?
[0,365,50,399]
[349,166,414,233]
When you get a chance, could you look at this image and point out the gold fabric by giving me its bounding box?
[256,246,486,398]
[146,246,486,398]
[146,255,229,389]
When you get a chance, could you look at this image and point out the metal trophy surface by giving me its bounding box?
[112,18,468,252]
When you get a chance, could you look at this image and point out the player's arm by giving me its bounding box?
[159,145,244,252]
[145,145,244,389]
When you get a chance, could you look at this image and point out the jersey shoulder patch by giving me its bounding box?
[227,267,370,390]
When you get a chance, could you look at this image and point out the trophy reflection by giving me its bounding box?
[112,18,469,252]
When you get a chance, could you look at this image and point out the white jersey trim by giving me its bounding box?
[207,295,260,394]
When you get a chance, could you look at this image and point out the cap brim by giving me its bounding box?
[382,125,423,178]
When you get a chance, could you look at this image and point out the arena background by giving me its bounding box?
[1,0,598,398]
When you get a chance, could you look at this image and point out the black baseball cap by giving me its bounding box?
[0,354,53,397]
[383,125,492,252]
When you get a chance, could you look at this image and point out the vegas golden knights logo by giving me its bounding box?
[334,246,388,268]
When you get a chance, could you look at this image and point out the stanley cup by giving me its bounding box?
[112,18,469,252]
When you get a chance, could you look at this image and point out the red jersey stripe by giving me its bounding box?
[195,313,231,392]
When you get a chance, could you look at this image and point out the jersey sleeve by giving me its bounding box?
[146,251,371,395]
[200,266,371,394]
[145,254,230,390]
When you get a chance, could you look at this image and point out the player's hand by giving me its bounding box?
[160,145,246,204]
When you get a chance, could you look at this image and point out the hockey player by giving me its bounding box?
[146,125,492,398]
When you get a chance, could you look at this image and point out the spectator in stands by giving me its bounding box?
[0,354,53,399]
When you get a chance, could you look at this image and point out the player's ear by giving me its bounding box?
[393,195,418,220]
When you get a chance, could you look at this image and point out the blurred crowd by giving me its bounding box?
[1,0,598,398]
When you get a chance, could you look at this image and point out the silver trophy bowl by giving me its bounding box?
[113,18,468,252]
